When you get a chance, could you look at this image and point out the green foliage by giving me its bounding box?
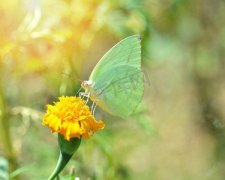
[0,157,9,180]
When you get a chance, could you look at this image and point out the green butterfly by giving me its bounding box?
[82,35,144,118]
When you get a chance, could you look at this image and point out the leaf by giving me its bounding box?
[0,157,9,180]
[9,165,34,179]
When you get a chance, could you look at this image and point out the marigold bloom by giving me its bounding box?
[42,96,104,140]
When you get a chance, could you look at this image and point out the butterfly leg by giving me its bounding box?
[84,92,90,105]
[79,92,86,99]
[91,102,97,116]
[79,91,90,105]
[85,95,89,105]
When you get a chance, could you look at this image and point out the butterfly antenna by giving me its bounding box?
[61,72,69,77]
[78,79,82,83]
[61,72,83,83]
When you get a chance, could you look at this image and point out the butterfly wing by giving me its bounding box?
[89,35,143,117]
[89,35,142,80]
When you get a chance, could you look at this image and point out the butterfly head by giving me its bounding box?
[81,80,94,91]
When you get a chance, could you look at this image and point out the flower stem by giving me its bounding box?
[48,152,72,180]
[48,134,81,180]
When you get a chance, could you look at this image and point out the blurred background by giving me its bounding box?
[0,0,225,179]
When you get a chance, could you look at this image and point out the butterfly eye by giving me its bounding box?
[81,81,85,87]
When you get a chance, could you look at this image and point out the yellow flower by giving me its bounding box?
[42,96,104,140]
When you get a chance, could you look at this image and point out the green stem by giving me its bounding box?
[48,134,81,180]
[48,152,72,180]
[0,82,18,174]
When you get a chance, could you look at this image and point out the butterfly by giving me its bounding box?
[81,35,144,118]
